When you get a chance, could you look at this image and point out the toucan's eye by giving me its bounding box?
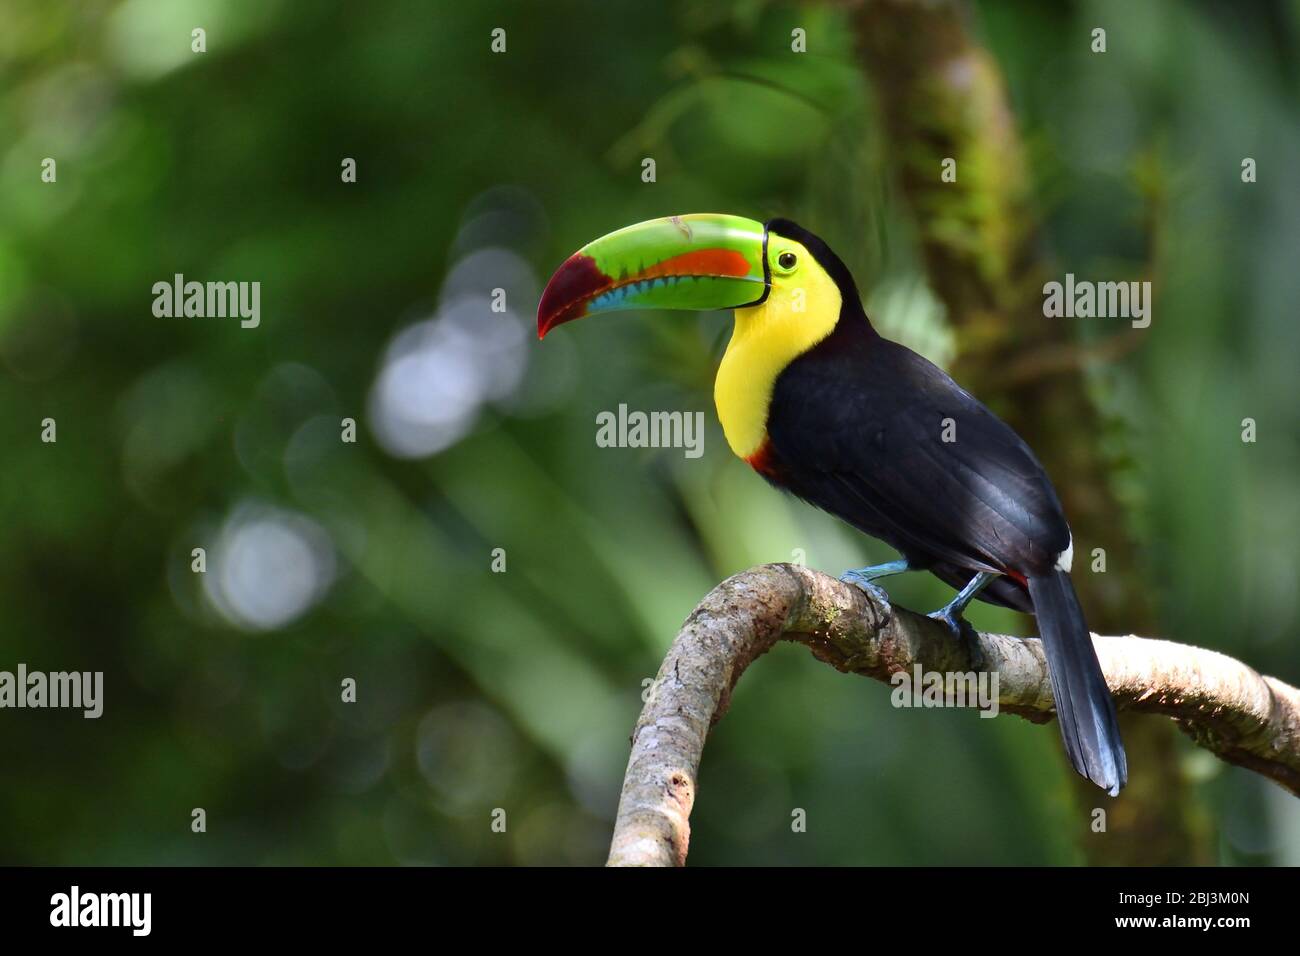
[777,251,797,271]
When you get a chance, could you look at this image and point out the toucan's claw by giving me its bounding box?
[840,559,911,609]
[927,570,997,658]
[927,607,971,638]
[927,571,997,624]
[840,572,892,607]
[927,608,983,663]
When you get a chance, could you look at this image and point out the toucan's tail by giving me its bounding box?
[1027,568,1127,795]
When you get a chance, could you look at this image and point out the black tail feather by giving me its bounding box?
[1027,568,1127,795]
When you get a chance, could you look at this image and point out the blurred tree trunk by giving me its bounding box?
[849,0,1212,864]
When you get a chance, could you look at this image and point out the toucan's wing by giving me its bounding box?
[767,340,1070,575]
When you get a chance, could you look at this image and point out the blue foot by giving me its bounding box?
[927,608,983,665]
[839,571,892,606]
[839,559,911,606]
[926,571,998,649]
[928,606,960,634]
[927,606,977,641]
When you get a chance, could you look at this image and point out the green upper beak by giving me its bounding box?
[537,213,769,338]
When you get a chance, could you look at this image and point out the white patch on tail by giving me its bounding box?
[1055,534,1074,572]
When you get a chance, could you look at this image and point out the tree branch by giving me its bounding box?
[606,564,1300,867]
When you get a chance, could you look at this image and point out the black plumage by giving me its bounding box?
[757,220,1127,794]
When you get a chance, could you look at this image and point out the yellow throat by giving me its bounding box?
[713,238,842,459]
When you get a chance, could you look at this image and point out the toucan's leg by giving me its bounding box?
[928,571,998,637]
[840,559,912,604]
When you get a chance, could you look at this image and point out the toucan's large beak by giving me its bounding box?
[537,214,769,339]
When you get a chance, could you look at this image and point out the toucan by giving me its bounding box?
[536,213,1126,795]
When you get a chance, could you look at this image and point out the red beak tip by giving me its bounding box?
[535,253,607,342]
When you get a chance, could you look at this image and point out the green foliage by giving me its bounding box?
[0,0,1295,865]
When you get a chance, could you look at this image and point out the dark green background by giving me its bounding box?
[0,0,1296,864]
